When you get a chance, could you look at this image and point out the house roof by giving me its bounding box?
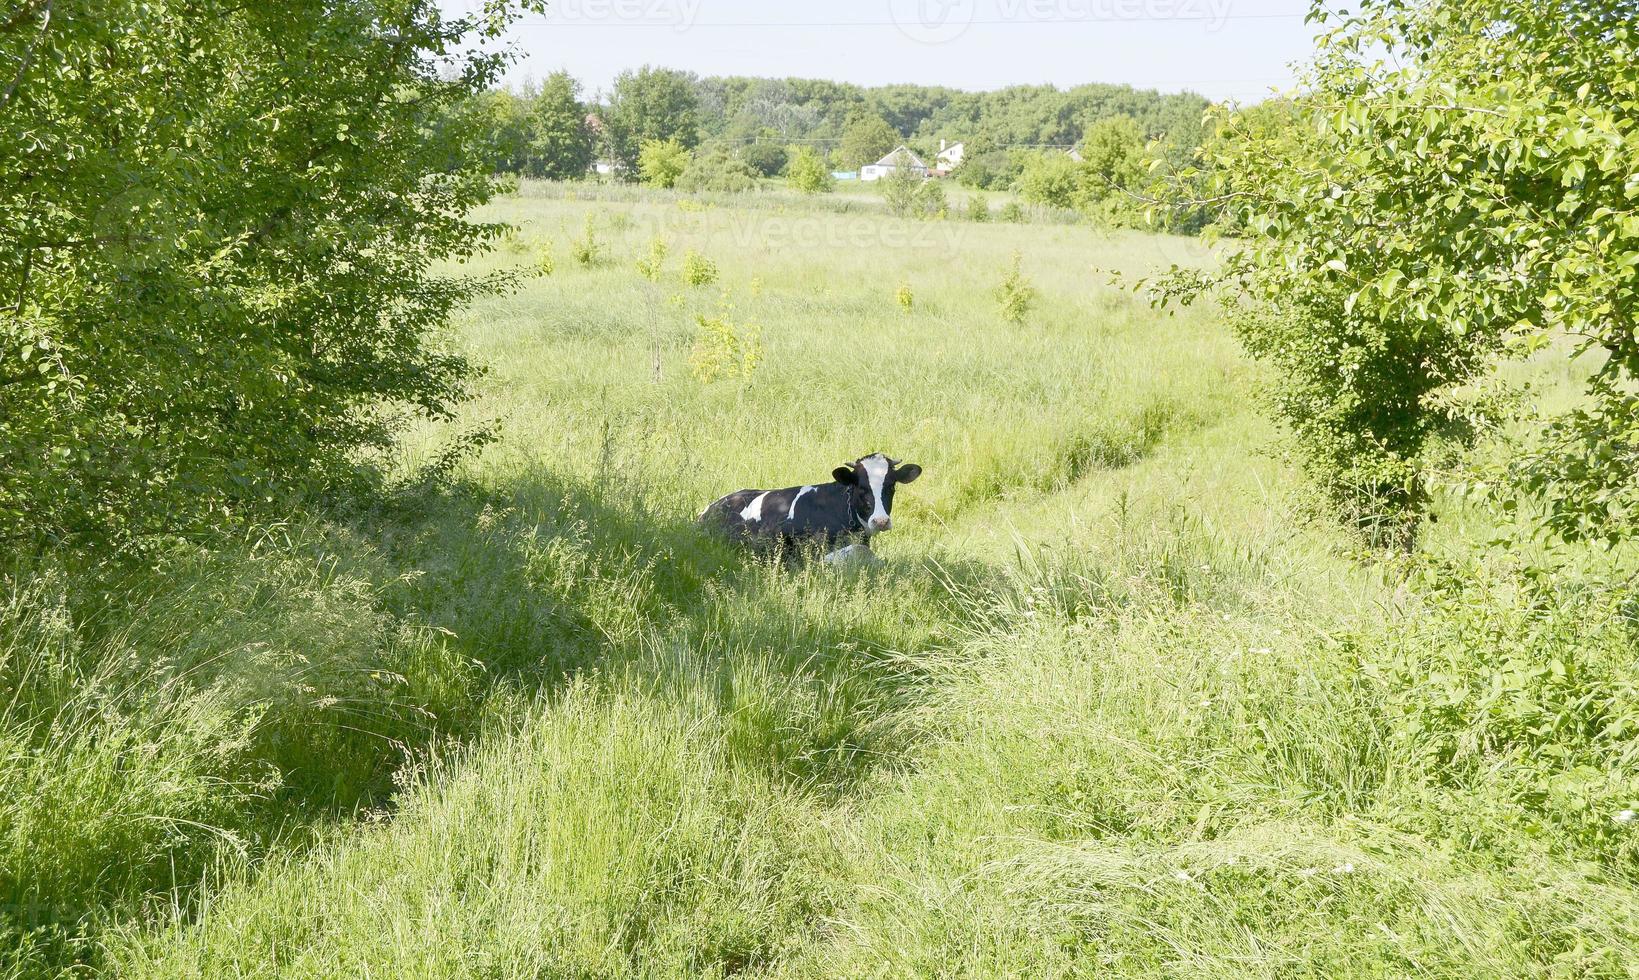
[872,145,927,168]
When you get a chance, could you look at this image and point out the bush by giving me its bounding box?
[741,143,788,177]
[966,194,990,222]
[881,167,942,219]
[994,252,1037,324]
[570,213,606,267]
[787,146,833,194]
[1151,0,1639,548]
[675,144,760,193]
[637,138,691,189]
[896,281,914,313]
[689,311,762,383]
[1017,152,1081,209]
[635,237,668,282]
[999,200,1025,224]
[0,1,530,546]
[681,250,719,287]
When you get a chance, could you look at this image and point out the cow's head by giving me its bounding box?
[832,453,922,534]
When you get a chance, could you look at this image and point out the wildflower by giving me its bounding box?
[1332,862,1355,874]
[1615,809,1637,825]
[1173,870,1193,882]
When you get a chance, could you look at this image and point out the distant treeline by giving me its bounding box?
[454,67,1212,193]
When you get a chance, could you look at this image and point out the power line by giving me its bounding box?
[509,12,1305,28]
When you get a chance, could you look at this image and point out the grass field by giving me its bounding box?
[6,180,1638,978]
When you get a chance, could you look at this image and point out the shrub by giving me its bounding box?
[896,281,914,313]
[0,1,531,546]
[637,138,691,189]
[994,252,1037,324]
[787,146,833,194]
[999,200,1026,223]
[635,237,668,282]
[535,245,555,277]
[742,142,788,177]
[570,213,605,267]
[681,250,719,287]
[1149,0,1639,548]
[966,194,990,222]
[881,167,945,220]
[1017,152,1081,210]
[675,145,759,193]
[688,311,762,383]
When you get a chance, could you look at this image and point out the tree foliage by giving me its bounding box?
[838,113,902,171]
[675,144,760,193]
[604,66,700,173]
[637,138,691,189]
[740,142,788,177]
[1018,152,1082,210]
[880,166,943,219]
[1157,0,1639,547]
[0,0,537,546]
[786,146,833,194]
[527,71,596,180]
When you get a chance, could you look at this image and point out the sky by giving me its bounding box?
[451,0,1321,103]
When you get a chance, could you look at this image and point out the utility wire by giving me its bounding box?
[511,12,1306,28]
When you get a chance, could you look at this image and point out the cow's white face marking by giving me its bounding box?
[787,485,815,521]
[740,492,769,522]
[860,454,891,532]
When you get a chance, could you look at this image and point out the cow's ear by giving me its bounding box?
[895,464,922,484]
[832,465,856,483]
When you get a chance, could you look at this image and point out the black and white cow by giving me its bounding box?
[699,453,922,549]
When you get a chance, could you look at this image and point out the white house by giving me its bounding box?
[859,145,929,182]
[935,139,965,170]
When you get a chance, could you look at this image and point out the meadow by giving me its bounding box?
[5,181,1637,977]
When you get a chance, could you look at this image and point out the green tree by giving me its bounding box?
[880,165,941,219]
[838,113,901,171]
[741,142,788,177]
[604,66,700,173]
[1155,0,1639,547]
[1076,116,1146,223]
[1017,152,1081,210]
[0,0,538,546]
[675,144,759,193]
[527,71,594,180]
[786,146,834,193]
[462,88,534,173]
[637,138,692,188]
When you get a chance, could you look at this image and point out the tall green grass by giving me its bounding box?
[6,181,1636,978]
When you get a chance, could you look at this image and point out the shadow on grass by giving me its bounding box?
[1,464,1035,978]
[362,467,974,790]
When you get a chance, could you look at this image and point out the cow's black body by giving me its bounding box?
[699,453,921,550]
